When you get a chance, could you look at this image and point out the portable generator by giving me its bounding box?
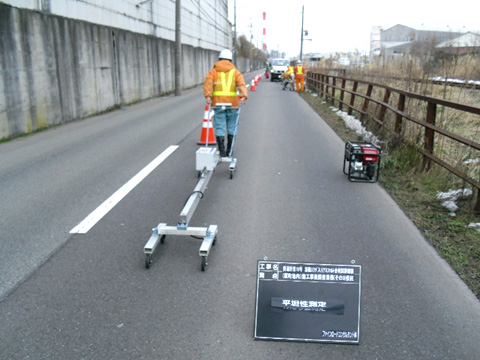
[343,141,381,182]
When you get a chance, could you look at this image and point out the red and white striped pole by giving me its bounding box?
[262,12,267,53]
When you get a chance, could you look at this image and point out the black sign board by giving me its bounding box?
[254,260,361,344]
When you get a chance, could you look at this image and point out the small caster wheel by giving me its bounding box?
[160,235,165,244]
[212,236,217,246]
[201,256,207,271]
[145,254,152,269]
[230,171,233,179]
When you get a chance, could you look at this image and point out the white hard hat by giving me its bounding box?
[219,49,233,61]
[297,60,302,64]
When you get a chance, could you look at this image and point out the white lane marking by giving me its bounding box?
[70,145,179,234]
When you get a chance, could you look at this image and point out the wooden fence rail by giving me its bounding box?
[306,70,480,212]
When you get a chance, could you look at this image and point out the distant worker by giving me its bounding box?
[281,71,289,90]
[294,60,305,92]
[203,49,248,157]
[287,63,294,77]
[282,63,295,90]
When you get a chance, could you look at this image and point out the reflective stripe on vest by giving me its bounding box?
[297,66,304,74]
[213,69,237,97]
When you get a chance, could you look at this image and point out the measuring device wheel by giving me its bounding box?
[145,254,152,269]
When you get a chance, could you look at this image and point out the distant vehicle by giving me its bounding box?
[269,58,289,81]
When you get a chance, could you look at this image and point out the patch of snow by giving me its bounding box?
[430,77,480,86]
[468,223,480,232]
[441,200,458,212]
[329,107,380,145]
[436,188,473,201]
[436,188,473,216]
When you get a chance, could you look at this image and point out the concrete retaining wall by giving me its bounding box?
[0,4,262,140]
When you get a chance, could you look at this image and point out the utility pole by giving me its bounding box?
[249,20,253,72]
[300,5,304,62]
[175,0,181,96]
[233,0,237,64]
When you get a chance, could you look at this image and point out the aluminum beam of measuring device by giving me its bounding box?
[199,225,218,257]
[70,145,178,234]
[144,223,213,255]
[178,169,213,228]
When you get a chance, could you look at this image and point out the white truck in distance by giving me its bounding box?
[269,58,289,81]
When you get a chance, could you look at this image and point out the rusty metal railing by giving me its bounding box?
[306,70,480,211]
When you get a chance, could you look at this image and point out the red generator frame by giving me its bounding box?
[343,141,381,183]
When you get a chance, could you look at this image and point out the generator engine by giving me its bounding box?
[343,141,381,182]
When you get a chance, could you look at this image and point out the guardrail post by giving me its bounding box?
[348,81,358,116]
[475,190,480,215]
[378,89,391,121]
[320,74,325,98]
[331,77,336,106]
[308,72,320,93]
[423,101,436,171]
[377,88,391,130]
[325,75,330,101]
[394,94,405,136]
[339,78,346,111]
[361,84,373,122]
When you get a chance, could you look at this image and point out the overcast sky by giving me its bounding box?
[227,0,479,58]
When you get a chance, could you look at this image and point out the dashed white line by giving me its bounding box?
[70,145,178,234]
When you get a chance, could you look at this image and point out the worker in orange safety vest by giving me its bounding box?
[293,60,305,92]
[203,49,248,157]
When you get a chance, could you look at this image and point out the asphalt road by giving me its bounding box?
[1,74,480,359]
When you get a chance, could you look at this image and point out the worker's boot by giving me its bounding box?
[226,134,234,157]
[216,136,226,157]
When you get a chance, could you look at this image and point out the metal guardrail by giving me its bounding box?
[306,70,480,211]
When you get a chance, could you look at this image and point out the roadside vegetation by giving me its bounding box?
[301,53,480,299]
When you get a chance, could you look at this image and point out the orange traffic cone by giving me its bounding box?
[251,79,256,91]
[255,75,259,85]
[197,105,216,145]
